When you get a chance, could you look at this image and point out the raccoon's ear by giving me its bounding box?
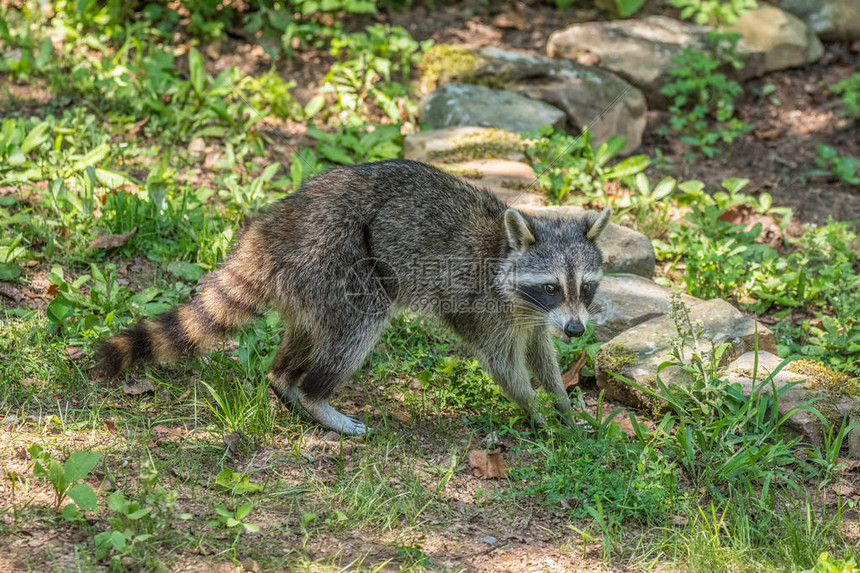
[585,207,612,242]
[504,208,536,252]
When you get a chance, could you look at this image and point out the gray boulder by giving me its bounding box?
[591,274,700,341]
[418,84,567,135]
[468,48,647,154]
[726,5,824,73]
[723,352,859,452]
[547,16,767,107]
[594,299,777,412]
[779,0,860,41]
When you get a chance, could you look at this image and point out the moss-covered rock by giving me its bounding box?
[419,44,483,90]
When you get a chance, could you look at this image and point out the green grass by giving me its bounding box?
[2,1,860,571]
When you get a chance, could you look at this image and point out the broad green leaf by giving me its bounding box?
[235,503,253,520]
[759,192,773,212]
[127,507,153,520]
[317,143,354,165]
[606,154,650,179]
[615,0,646,17]
[7,146,26,165]
[66,483,98,511]
[71,143,110,173]
[167,261,205,282]
[64,451,100,482]
[0,262,21,280]
[721,177,749,194]
[304,95,326,118]
[62,503,82,520]
[95,168,131,188]
[49,459,67,492]
[651,177,677,201]
[243,523,260,532]
[189,48,205,95]
[107,490,129,513]
[46,295,73,325]
[593,135,626,166]
[35,37,53,70]
[21,121,51,154]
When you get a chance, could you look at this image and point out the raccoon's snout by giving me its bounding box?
[563,320,585,338]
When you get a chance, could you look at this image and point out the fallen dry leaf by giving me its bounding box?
[152,425,187,443]
[104,419,117,434]
[128,116,149,137]
[492,5,526,29]
[469,448,507,479]
[562,349,588,390]
[753,126,785,140]
[66,347,83,360]
[89,226,138,250]
[123,378,155,395]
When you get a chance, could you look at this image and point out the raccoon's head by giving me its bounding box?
[501,206,611,341]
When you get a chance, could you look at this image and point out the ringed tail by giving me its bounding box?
[93,227,271,378]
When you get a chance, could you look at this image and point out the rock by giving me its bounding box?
[723,352,855,448]
[440,159,547,209]
[519,206,656,277]
[594,299,777,411]
[591,274,701,341]
[403,126,528,164]
[726,5,824,73]
[779,0,860,41]
[418,83,568,135]
[468,48,647,154]
[547,16,767,107]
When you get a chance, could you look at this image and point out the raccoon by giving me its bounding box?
[94,160,610,435]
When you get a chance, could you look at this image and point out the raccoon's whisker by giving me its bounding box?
[510,316,552,326]
[516,289,550,313]
[587,302,602,315]
[510,302,548,317]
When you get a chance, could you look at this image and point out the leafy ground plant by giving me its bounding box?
[29,445,99,519]
[659,31,750,160]
[526,126,650,204]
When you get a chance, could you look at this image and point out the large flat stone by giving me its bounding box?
[403,127,529,164]
[591,274,701,341]
[547,16,766,107]
[726,5,824,73]
[419,83,568,135]
[470,48,647,154]
[723,351,856,449]
[594,299,778,411]
[437,159,547,209]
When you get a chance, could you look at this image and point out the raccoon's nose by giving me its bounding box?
[564,320,585,338]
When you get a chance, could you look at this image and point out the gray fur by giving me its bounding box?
[238,160,606,434]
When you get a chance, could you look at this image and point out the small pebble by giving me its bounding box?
[479,535,497,545]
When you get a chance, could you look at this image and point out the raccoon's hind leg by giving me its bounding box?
[270,315,387,435]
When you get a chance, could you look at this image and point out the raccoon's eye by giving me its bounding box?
[582,282,597,295]
[543,284,559,295]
